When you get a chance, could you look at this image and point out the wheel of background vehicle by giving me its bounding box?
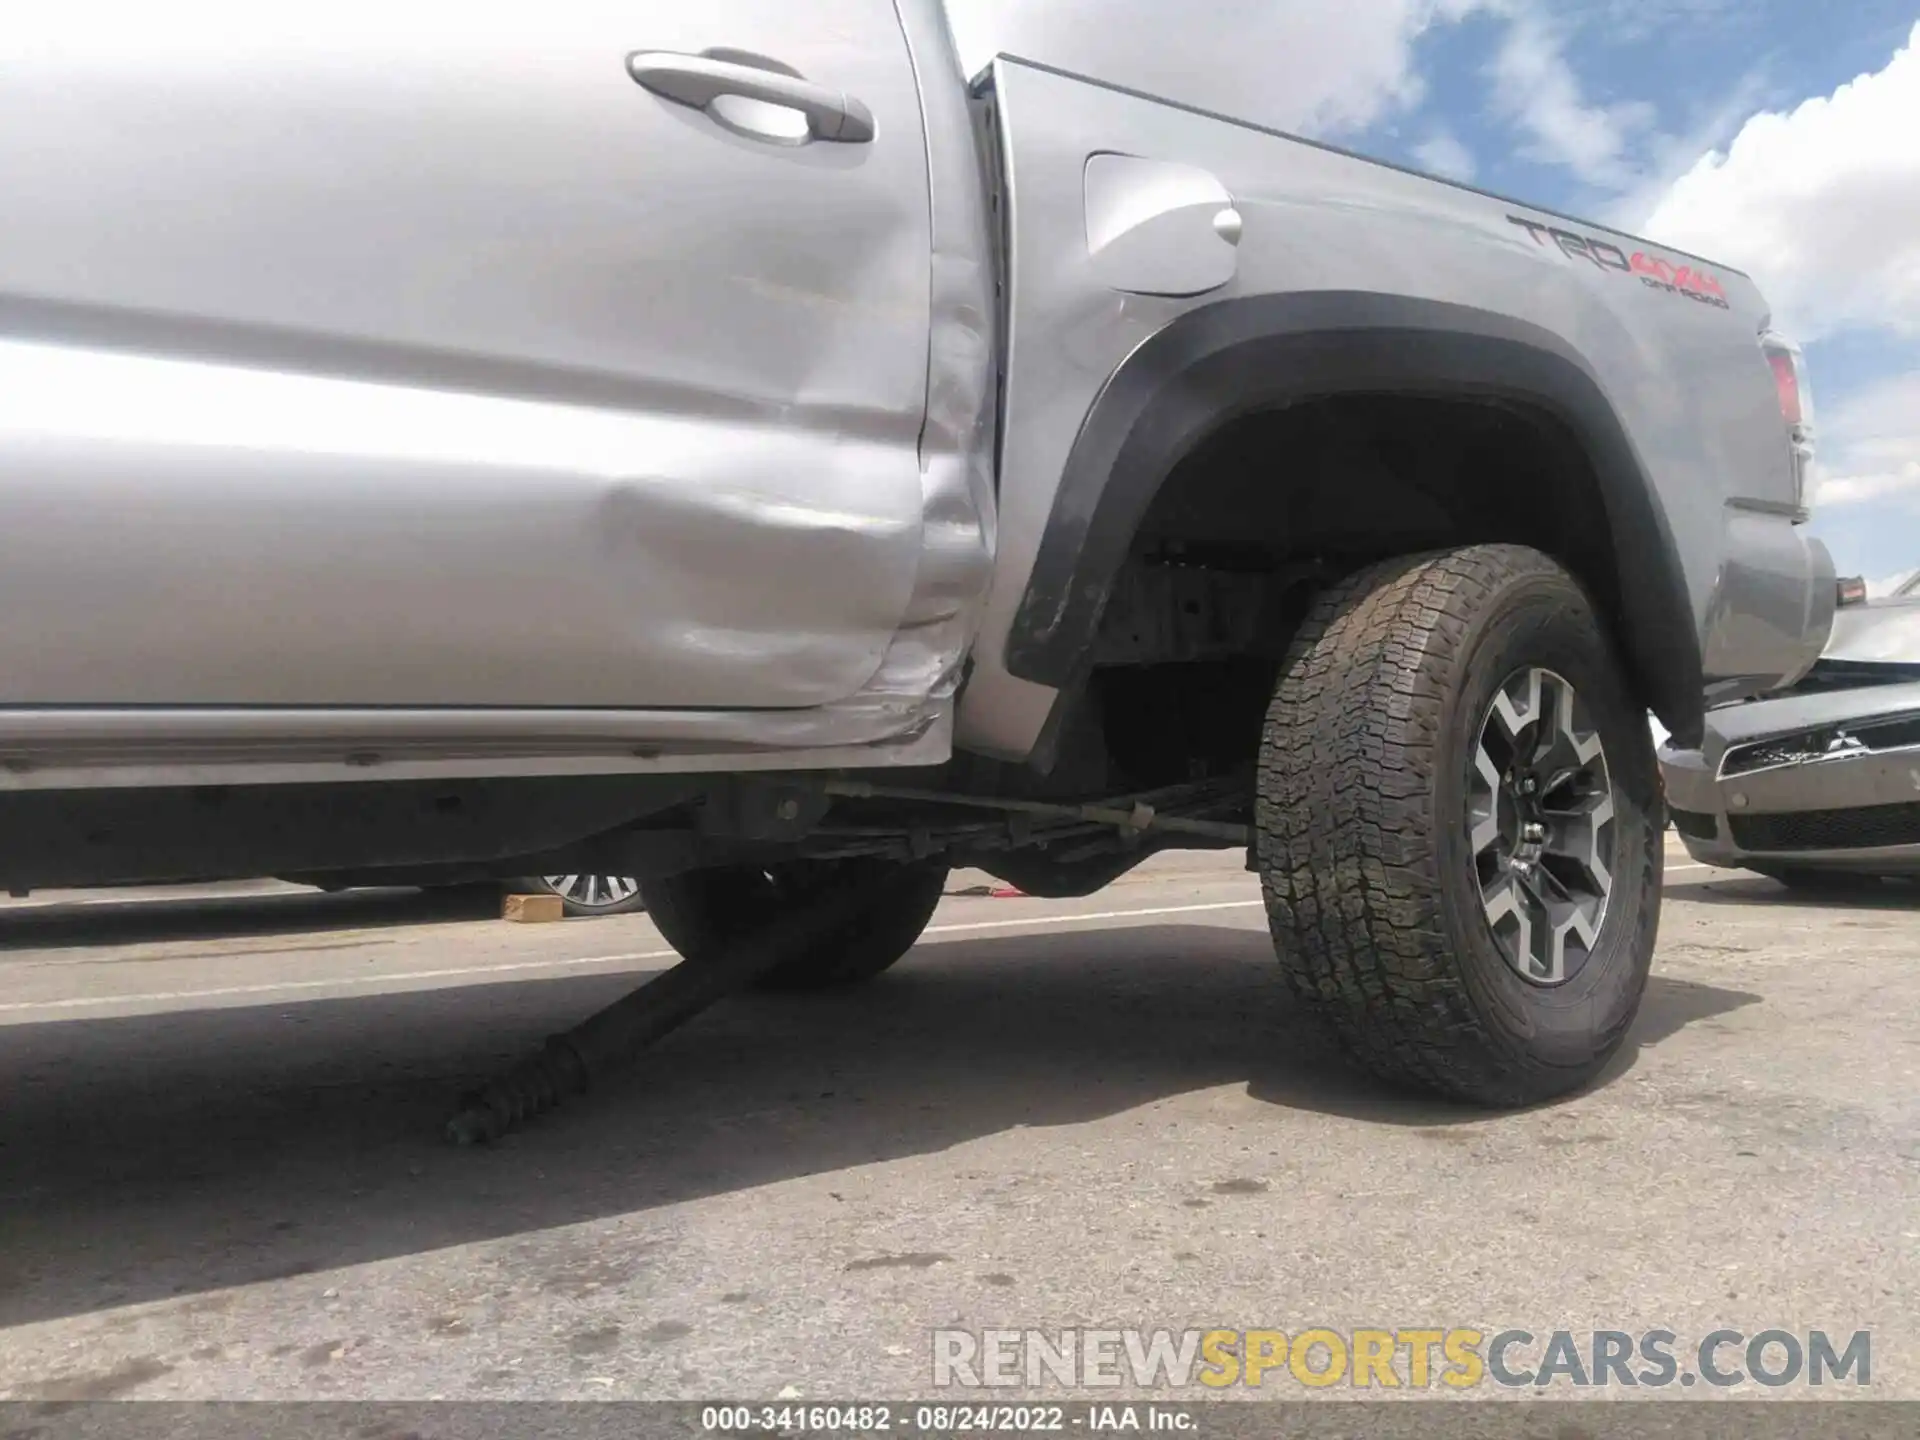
[640,859,949,990]
[1256,543,1662,1107]
[508,874,648,917]
[1754,867,1885,896]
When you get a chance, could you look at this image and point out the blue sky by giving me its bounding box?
[950,1,1920,591]
[1359,1,1920,591]
[1375,1,1917,210]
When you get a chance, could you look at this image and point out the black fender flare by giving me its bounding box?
[1002,291,1704,744]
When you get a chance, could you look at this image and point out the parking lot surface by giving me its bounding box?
[1,841,1916,1400]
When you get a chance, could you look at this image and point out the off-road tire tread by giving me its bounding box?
[1256,542,1657,1105]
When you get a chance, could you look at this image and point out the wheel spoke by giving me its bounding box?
[1486,668,1543,750]
[1482,868,1553,981]
[1481,869,1528,935]
[1536,679,1566,771]
[1470,740,1504,856]
[541,873,639,909]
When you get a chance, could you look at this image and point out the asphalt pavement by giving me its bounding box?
[1,842,1916,1401]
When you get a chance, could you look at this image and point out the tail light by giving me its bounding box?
[1760,330,1815,520]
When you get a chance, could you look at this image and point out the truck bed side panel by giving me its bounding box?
[956,57,1829,761]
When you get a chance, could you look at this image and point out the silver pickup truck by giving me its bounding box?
[0,0,1835,1106]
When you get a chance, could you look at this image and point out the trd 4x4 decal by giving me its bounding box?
[1507,216,1732,310]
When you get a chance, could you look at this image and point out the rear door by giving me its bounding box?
[0,2,931,710]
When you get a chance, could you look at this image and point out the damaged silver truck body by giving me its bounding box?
[0,0,1835,1113]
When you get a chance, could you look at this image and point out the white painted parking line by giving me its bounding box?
[1,870,1759,1019]
[0,883,311,912]
[0,949,679,1014]
[925,898,1262,935]
[0,899,1268,1016]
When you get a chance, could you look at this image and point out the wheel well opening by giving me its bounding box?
[1141,394,1620,593]
[1078,394,1632,790]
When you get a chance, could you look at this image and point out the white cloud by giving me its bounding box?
[1600,64,1773,233]
[1809,369,1920,511]
[1412,129,1478,181]
[942,0,1485,137]
[1582,0,1745,45]
[1631,23,1920,581]
[1816,469,1920,508]
[1485,6,1655,187]
[1639,22,1920,342]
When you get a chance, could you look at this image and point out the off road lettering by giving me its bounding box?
[1509,216,1726,307]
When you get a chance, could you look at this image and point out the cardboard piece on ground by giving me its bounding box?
[503,892,566,923]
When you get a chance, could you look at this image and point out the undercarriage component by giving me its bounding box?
[443,869,910,1144]
[1091,560,1283,666]
[817,778,1250,843]
[0,774,698,893]
[791,777,1251,885]
[970,845,1167,899]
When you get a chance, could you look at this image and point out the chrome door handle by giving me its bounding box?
[627,52,875,143]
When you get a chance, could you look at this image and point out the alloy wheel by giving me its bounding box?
[541,874,641,911]
[1467,667,1617,985]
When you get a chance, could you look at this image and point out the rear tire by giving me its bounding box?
[1256,544,1662,1107]
[640,859,949,991]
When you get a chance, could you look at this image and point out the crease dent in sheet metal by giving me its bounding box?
[585,469,917,702]
[858,0,1000,741]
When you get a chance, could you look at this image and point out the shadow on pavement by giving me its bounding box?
[0,922,1753,1328]
[0,886,503,953]
[1667,874,1920,910]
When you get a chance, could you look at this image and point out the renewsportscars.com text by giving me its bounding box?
[931,1327,1870,1390]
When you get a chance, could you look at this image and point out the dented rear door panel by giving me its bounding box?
[0,1,933,711]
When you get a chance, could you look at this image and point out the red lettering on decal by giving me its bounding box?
[1630,252,1675,284]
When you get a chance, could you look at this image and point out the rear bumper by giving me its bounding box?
[1697,512,1836,708]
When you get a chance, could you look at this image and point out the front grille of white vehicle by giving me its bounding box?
[1731,801,1920,854]
[1721,711,1920,777]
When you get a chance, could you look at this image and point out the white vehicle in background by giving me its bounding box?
[1661,577,1920,890]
